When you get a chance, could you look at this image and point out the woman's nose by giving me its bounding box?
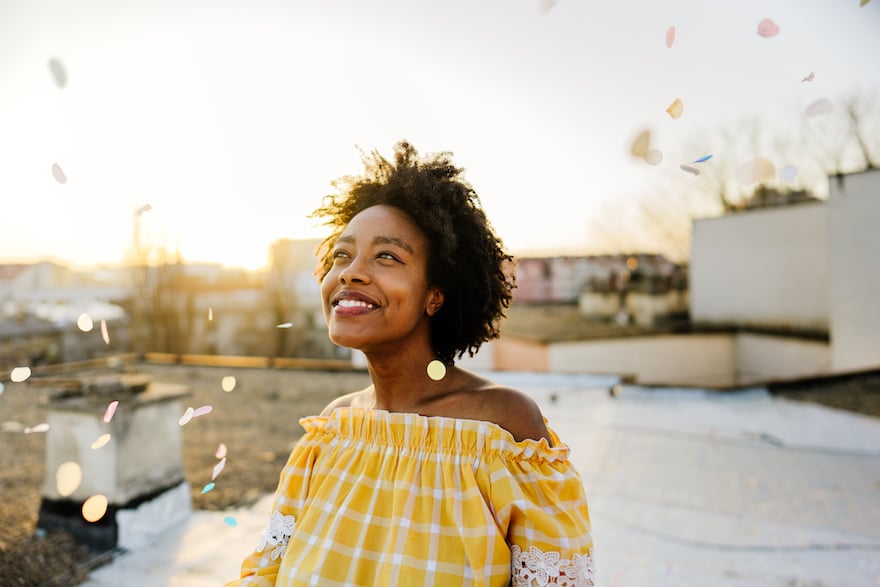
[339,256,369,284]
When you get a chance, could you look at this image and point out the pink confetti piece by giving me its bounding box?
[757,18,779,38]
[178,407,194,426]
[805,98,832,117]
[224,516,237,527]
[666,98,684,120]
[103,400,119,423]
[801,72,815,82]
[665,26,675,49]
[192,405,213,418]
[100,320,110,345]
[201,482,215,494]
[644,149,663,166]
[91,433,111,450]
[680,164,701,176]
[25,422,50,434]
[215,443,227,459]
[212,457,227,481]
[693,154,713,163]
[52,163,67,184]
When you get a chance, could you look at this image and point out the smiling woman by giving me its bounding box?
[225,141,595,587]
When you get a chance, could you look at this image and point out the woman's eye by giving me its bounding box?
[378,252,399,261]
[332,250,350,260]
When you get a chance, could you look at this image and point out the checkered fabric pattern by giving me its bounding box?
[226,408,593,586]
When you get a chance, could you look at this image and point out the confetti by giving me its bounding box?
[0,382,4,396]
[82,494,109,522]
[192,405,213,418]
[805,98,832,117]
[25,422,50,434]
[221,376,236,393]
[427,360,447,381]
[665,98,684,120]
[802,72,815,82]
[736,157,776,185]
[56,462,83,497]
[630,130,651,158]
[757,18,779,38]
[91,433,111,449]
[539,0,556,13]
[11,366,32,382]
[77,313,93,332]
[781,165,799,182]
[861,0,870,6]
[100,320,110,344]
[178,407,194,426]
[215,443,228,459]
[693,154,713,163]
[48,58,67,88]
[644,149,663,166]
[208,307,213,321]
[212,458,227,481]
[665,26,675,49]
[679,164,701,176]
[52,163,67,184]
[103,400,119,423]
[276,322,293,328]
[224,516,237,527]
[201,482,216,494]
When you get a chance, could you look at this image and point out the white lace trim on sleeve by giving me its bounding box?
[511,545,595,586]
[255,511,296,561]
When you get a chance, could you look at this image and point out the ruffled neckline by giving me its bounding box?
[300,407,571,463]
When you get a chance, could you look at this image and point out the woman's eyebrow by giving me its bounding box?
[334,234,413,253]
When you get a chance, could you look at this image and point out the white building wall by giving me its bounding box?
[734,332,831,384]
[547,334,736,387]
[828,170,880,371]
[690,203,829,331]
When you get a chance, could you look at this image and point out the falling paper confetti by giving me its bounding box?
[805,98,832,117]
[781,165,799,182]
[666,98,684,120]
[665,26,675,49]
[215,443,228,459]
[25,423,50,434]
[11,366,32,382]
[224,516,238,527]
[736,157,776,185]
[178,407,194,426]
[52,163,68,184]
[77,313,93,332]
[56,462,83,497]
[276,322,293,328]
[539,0,556,13]
[644,149,663,166]
[201,482,216,494]
[680,164,701,176]
[208,307,213,321]
[0,382,4,396]
[427,360,447,381]
[802,72,815,82]
[693,154,713,163]
[630,130,651,158]
[91,433,112,450]
[212,458,227,481]
[82,494,109,522]
[757,18,779,38]
[100,320,110,345]
[103,400,119,423]
[192,405,213,418]
[221,376,236,393]
[861,0,870,6]
[48,58,67,88]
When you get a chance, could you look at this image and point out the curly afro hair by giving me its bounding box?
[310,141,516,364]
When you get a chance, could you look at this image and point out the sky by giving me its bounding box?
[2,0,879,271]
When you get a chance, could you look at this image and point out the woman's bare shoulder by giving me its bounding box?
[474,382,551,444]
[319,388,372,416]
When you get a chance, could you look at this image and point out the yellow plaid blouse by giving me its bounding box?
[226,408,594,586]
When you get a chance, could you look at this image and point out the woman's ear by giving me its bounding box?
[425,287,444,316]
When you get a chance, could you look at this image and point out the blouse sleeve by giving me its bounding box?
[224,431,318,587]
[489,435,596,587]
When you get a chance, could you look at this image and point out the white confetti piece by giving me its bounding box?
[52,163,67,184]
[0,382,4,395]
[77,313,93,332]
[48,58,67,88]
[212,458,227,481]
[56,462,83,497]
[221,376,236,393]
[801,72,815,82]
[757,18,779,38]
[82,494,109,522]
[25,422,50,434]
[208,307,213,321]
[666,98,684,120]
[11,366,32,382]
[178,407,194,426]
[100,320,110,345]
[644,149,663,166]
[805,98,832,117]
[427,360,447,381]
[91,433,111,450]
[276,322,293,328]
[215,443,228,459]
[103,400,119,423]
[665,26,675,49]
[679,164,701,176]
[192,405,213,418]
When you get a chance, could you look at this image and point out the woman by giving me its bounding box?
[227,141,594,586]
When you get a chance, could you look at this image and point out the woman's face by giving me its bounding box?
[321,205,443,355]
